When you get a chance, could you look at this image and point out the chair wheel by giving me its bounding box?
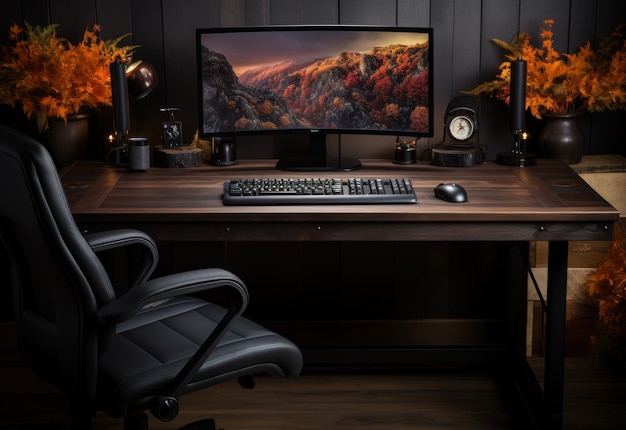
[238,374,256,389]
[150,395,179,422]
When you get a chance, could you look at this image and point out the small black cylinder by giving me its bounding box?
[128,138,150,170]
[510,58,527,132]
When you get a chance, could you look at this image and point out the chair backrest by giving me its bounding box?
[0,125,116,402]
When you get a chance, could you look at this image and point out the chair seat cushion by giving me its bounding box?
[96,295,302,417]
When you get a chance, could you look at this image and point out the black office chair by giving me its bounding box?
[0,124,303,430]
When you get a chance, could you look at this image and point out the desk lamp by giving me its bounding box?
[497,58,536,166]
[126,60,159,100]
[109,60,159,165]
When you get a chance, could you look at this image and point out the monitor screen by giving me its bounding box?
[196,26,433,170]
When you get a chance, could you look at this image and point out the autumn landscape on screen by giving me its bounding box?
[200,37,430,134]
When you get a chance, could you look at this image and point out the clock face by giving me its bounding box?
[449,115,474,141]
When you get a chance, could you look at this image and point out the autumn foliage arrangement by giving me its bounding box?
[0,23,135,132]
[585,226,626,361]
[467,20,626,119]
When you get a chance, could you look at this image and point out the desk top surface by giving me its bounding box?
[61,159,618,226]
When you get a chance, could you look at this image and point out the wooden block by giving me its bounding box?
[154,146,203,168]
[569,154,626,216]
[530,240,612,268]
[571,154,626,174]
[579,171,626,216]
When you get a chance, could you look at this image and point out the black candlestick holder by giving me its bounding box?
[497,58,536,167]
[497,130,536,166]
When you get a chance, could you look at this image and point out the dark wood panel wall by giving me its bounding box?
[1,0,625,160]
[2,2,622,352]
[0,1,624,329]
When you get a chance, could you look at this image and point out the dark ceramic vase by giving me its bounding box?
[46,113,90,167]
[538,112,585,164]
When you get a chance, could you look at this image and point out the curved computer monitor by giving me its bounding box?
[196,25,433,171]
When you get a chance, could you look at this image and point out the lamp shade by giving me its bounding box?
[126,60,159,100]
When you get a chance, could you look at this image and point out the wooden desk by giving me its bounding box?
[61,159,618,430]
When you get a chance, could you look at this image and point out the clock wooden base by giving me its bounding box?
[432,145,484,167]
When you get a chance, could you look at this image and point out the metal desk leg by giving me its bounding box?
[544,240,568,429]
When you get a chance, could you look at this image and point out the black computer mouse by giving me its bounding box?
[434,183,467,203]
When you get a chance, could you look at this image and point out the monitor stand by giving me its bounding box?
[276,132,361,171]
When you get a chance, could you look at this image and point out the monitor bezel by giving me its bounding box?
[195,25,434,141]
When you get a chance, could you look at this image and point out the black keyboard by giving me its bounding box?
[223,177,417,205]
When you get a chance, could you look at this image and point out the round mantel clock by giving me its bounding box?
[448,112,476,142]
[432,95,484,167]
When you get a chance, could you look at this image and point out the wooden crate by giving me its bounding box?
[527,155,626,357]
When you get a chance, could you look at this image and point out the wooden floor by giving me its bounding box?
[2,323,625,430]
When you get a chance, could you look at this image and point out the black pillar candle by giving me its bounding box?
[110,61,130,136]
[510,57,527,132]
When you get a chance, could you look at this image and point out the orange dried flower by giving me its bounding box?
[466,20,626,119]
[585,227,626,341]
[0,23,136,132]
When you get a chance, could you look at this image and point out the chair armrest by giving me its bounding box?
[96,268,249,325]
[84,229,158,288]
